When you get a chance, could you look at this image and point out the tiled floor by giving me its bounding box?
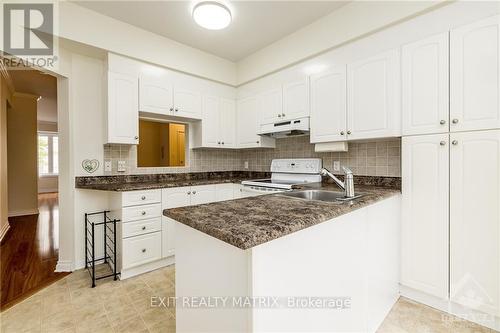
[0,264,495,333]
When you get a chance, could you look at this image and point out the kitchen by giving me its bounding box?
[0,1,499,332]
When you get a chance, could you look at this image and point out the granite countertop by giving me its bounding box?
[163,183,401,250]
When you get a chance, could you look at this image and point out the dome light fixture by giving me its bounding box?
[192,1,232,30]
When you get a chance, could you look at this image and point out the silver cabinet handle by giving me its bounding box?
[141,211,146,215]
[141,196,146,200]
[217,141,221,144]
[282,113,285,117]
[142,248,146,253]
[170,107,173,112]
[440,141,446,146]
[347,130,352,135]
[278,114,281,118]
[192,191,197,194]
[452,119,459,124]
[142,226,146,230]
[175,108,179,112]
[256,140,260,144]
[340,131,345,136]
[452,140,458,145]
[440,120,446,125]
[187,191,191,195]
[134,136,139,140]
[221,142,224,145]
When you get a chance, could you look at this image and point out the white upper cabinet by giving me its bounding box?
[401,134,449,299]
[139,75,173,115]
[450,130,500,317]
[258,88,283,125]
[106,71,139,144]
[173,86,202,119]
[237,97,275,149]
[219,98,236,148]
[347,49,401,140]
[402,33,449,136]
[201,95,220,148]
[310,67,347,143]
[283,78,309,120]
[450,15,500,132]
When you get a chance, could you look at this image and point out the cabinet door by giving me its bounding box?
[190,185,216,205]
[258,88,282,125]
[402,33,449,135]
[201,95,220,148]
[237,97,260,148]
[450,16,500,132]
[310,67,347,143]
[450,130,500,316]
[139,75,173,115]
[347,49,401,140]
[220,98,236,148]
[162,187,191,209]
[215,183,235,202]
[162,216,175,258]
[283,78,309,120]
[173,87,202,119]
[107,71,139,144]
[401,134,449,299]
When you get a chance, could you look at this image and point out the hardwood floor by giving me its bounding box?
[0,193,69,311]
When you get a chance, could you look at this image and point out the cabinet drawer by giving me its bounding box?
[122,232,161,269]
[122,217,161,238]
[122,189,161,207]
[122,203,161,222]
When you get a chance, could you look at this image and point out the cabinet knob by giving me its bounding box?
[452,119,459,124]
[340,131,345,136]
[192,191,197,194]
[187,191,191,195]
[440,141,446,146]
[347,130,352,135]
[134,136,139,140]
[256,140,260,144]
[141,211,146,215]
[170,107,173,112]
[142,248,146,253]
[221,142,224,145]
[282,113,285,117]
[141,196,146,200]
[175,108,179,112]
[278,114,281,118]
[142,226,146,230]
[217,141,221,144]
[440,120,446,125]
[452,140,458,145]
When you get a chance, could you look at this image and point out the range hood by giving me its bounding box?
[258,117,310,139]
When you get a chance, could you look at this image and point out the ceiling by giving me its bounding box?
[9,70,58,123]
[73,1,349,61]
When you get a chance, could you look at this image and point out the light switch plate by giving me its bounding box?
[117,160,126,172]
[104,160,112,172]
[333,161,341,172]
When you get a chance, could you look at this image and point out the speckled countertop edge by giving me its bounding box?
[164,183,401,250]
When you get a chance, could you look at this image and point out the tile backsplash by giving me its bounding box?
[104,136,401,177]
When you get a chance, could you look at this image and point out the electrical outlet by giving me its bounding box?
[104,160,112,172]
[333,161,341,172]
[117,160,126,172]
[244,161,249,169]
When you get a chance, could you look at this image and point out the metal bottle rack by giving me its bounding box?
[85,210,120,287]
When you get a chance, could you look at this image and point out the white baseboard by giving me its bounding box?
[8,208,39,217]
[55,260,74,272]
[400,285,500,331]
[0,222,10,242]
[120,256,175,280]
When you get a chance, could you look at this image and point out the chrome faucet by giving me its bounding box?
[320,167,355,198]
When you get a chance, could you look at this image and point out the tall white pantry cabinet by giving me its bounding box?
[401,15,500,326]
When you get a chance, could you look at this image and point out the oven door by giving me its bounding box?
[240,185,287,198]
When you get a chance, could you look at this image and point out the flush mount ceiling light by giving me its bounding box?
[192,1,232,30]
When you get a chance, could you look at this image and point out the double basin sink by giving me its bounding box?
[279,190,364,203]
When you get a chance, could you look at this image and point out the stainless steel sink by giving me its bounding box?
[279,190,364,203]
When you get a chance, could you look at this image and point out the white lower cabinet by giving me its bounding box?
[215,183,235,202]
[402,129,500,320]
[449,130,500,316]
[402,134,449,299]
[122,232,162,269]
[190,185,216,205]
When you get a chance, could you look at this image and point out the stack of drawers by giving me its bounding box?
[111,189,163,271]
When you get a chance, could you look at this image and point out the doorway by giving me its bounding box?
[0,69,67,310]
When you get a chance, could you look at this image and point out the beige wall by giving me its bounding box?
[0,75,13,239]
[7,93,38,216]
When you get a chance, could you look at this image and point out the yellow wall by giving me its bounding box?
[7,93,38,216]
[0,75,13,239]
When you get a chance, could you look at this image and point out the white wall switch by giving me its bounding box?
[333,161,341,172]
[244,161,249,169]
[104,160,112,172]
[117,160,126,172]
